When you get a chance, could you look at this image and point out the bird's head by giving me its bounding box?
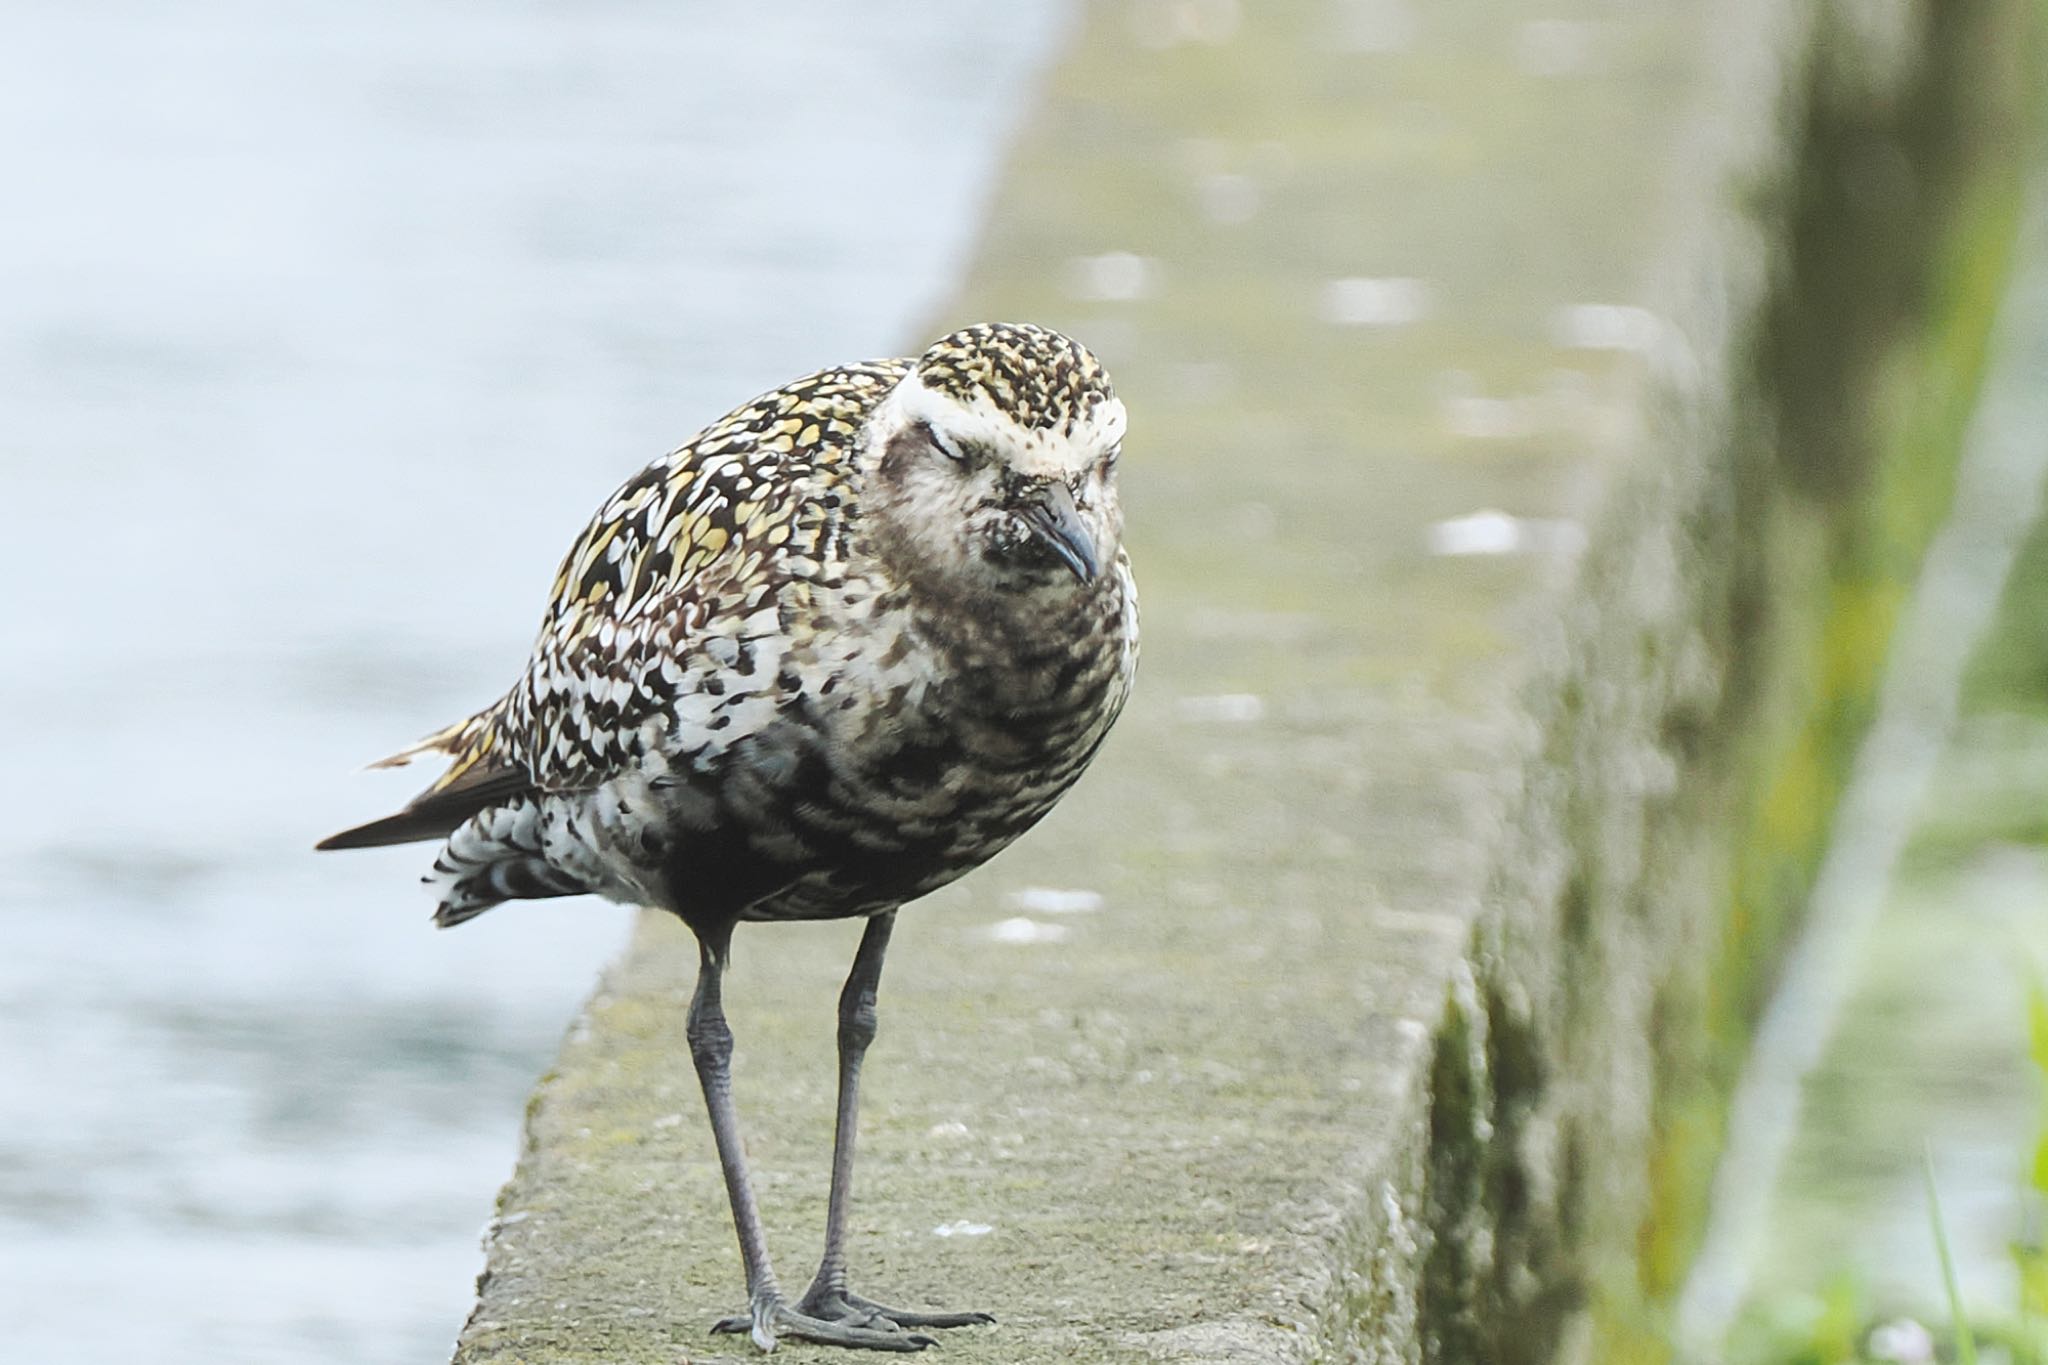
[860,322,1126,604]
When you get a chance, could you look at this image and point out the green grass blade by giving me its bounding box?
[1926,1142,1979,1365]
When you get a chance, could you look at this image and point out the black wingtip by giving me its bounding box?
[315,810,450,852]
[319,763,536,855]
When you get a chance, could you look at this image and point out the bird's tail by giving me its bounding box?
[425,799,591,927]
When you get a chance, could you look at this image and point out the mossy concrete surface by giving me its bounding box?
[451,2,2039,1362]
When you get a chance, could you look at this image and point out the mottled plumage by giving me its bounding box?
[319,322,1135,1353]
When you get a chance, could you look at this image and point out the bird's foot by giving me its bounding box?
[713,1287,987,1353]
[796,1286,995,1333]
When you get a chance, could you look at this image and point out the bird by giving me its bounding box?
[317,321,1137,1353]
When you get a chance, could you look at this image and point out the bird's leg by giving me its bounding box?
[693,921,940,1354]
[794,912,994,1335]
[686,923,785,1349]
[802,910,892,1306]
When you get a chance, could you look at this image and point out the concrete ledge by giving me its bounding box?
[451,2,2039,1361]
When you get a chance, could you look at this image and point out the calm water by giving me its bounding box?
[0,5,1069,1360]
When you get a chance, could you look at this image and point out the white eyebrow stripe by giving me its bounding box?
[883,372,1126,480]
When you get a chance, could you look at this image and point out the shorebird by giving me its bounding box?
[319,322,1138,1352]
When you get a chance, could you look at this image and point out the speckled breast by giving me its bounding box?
[651,564,1136,929]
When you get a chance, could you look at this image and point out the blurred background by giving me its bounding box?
[4,2,2047,1364]
[0,4,1072,1361]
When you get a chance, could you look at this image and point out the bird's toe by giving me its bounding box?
[799,1287,995,1332]
[711,1297,940,1353]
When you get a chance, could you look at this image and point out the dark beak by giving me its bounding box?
[1019,479,1100,583]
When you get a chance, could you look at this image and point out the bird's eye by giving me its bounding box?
[922,423,972,465]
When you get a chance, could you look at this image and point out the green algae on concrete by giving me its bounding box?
[1715,146,2048,1347]
[1639,0,2041,1333]
[450,2,2038,1362]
